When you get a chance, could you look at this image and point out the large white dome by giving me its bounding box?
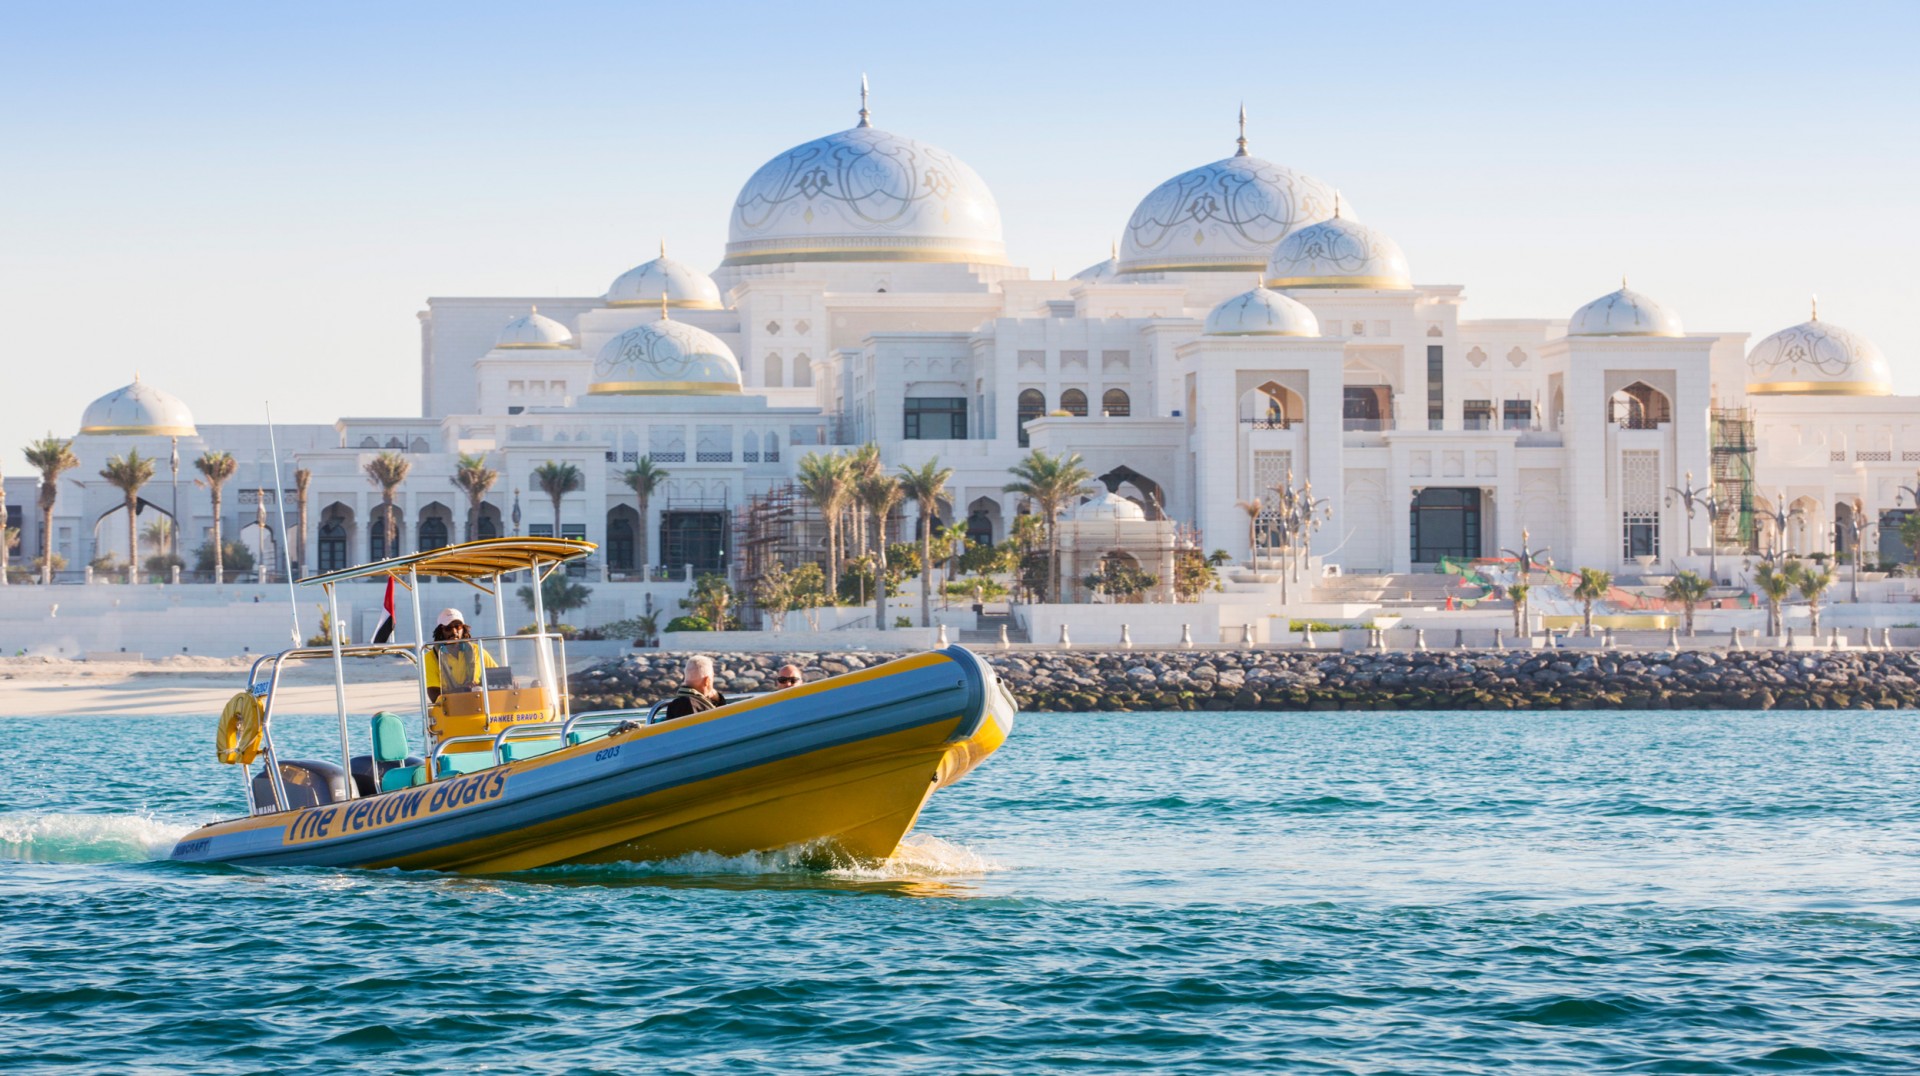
[1266,210,1409,290]
[606,248,723,309]
[1567,284,1685,337]
[1204,285,1320,337]
[79,377,197,436]
[494,306,575,349]
[1746,306,1890,396]
[588,318,741,396]
[722,94,1004,268]
[1070,489,1148,522]
[1118,118,1343,276]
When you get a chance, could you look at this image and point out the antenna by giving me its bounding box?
[265,403,302,646]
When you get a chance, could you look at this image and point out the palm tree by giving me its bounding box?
[532,460,583,540]
[859,471,904,629]
[1794,561,1836,636]
[100,449,157,584]
[293,467,311,576]
[1002,449,1095,603]
[1572,567,1613,637]
[1235,499,1263,562]
[1508,582,1530,638]
[362,450,411,560]
[193,450,239,581]
[24,435,78,585]
[847,443,884,555]
[451,452,498,544]
[897,459,955,627]
[796,451,852,598]
[1754,561,1794,636]
[1663,569,1712,636]
[936,520,969,586]
[622,457,669,570]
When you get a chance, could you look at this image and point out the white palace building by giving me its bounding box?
[9,91,1914,615]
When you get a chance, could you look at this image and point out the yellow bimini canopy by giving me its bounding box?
[300,537,597,590]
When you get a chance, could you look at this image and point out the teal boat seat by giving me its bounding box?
[436,750,496,778]
[500,738,562,762]
[381,764,427,792]
[566,728,609,746]
[371,712,423,792]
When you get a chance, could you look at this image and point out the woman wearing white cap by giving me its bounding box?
[426,607,496,702]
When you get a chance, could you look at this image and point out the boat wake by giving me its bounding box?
[525,832,1003,884]
[0,811,196,864]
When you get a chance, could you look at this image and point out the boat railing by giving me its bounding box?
[247,642,426,815]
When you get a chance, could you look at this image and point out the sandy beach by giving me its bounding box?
[0,657,422,718]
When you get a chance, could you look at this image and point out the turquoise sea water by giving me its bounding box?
[4,709,1920,1073]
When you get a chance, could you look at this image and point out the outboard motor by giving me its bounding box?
[251,758,349,811]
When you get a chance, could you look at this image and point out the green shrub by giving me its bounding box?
[665,614,712,632]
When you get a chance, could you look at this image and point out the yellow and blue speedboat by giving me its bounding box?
[169,538,1015,873]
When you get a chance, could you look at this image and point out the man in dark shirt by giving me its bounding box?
[661,655,727,721]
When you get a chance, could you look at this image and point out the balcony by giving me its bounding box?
[1342,418,1388,432]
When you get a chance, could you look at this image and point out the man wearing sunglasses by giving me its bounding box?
[773,664,805,689]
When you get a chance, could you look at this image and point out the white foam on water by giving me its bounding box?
[536,832,1002,881]
[0,811,196,864]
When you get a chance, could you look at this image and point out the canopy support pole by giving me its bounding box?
[492,571,508,664]
[531,560,557,710]
[326,582,356,800]
[409,566,433,778]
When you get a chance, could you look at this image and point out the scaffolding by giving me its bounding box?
[1711,407,1756,553]
[733,483,827,628]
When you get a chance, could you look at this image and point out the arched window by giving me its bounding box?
[743,431,761,463]
[369,505,401,560]
[1060,389,1088,417]
[764,352,784,388]
[793,354,813,387]
[1017,389,1045,447]
[318,520,348,573]
[1609,382,1672,429]
[1238,382,1304,428]
[417,516,448,552]
[1102,388,1130,418]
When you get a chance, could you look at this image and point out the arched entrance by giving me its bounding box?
[1238,382,1304,429]
[318,503,354,573]
[1608,382,1672,429]
[606,505,639,572]
[965,497,1002,547]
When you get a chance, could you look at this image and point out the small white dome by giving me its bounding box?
[1568,284,1684,337]
[1118,114,1343,275]
[1746,305,1891,396]
[1072,244,1119,283]
[588,317,741,396]
[79,377,197,436]
[1204,285,1320,337]
[1071,490,1148,522]
[723,90,1004,268]
[606,249,723,309]
[494,306,575,349]
[1266,211,1410,289]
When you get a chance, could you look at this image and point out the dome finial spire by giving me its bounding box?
[661,291,670,321]
[530,304,538,314]
[1334,190,1342,218]
[1622,274,1628,290]
[858,73,871,128]
[1811,293,1819,321]
[660,237,667,258]
[1235,102,1249,157]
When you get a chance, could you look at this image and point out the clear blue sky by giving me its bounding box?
[2,1,1915,474]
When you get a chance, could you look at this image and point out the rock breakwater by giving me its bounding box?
[569,648,1920,712]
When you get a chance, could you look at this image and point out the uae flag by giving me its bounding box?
[371,576,396,644]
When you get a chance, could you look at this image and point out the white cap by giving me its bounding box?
[436,608,464,628]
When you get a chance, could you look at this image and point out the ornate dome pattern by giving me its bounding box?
[1266,213,1410,289]
[495,306,575,349]
[79,377,197,436]
[1204,285,1320,337]
[606,250,723,309]
[1746,311,1891,396]
[589,318,741,396]
[723,123,1005,267]
[1567,285,1685,337]
[1118,155,1343,275]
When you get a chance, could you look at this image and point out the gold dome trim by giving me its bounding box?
[720,247,1008,268]
[78,424,198,436]
[1266,274,1412,290]
[1745,380,1891,397]
[1118,259,1268,275]
[494,342,576,350]
[605,298,723,310]
[586,381,743,396]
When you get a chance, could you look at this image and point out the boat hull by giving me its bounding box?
[170,646,1015,873]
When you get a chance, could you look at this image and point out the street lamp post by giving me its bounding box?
[1665,470,1712,574]
[1844,496,1868,603]
[1753,488,1805,564]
